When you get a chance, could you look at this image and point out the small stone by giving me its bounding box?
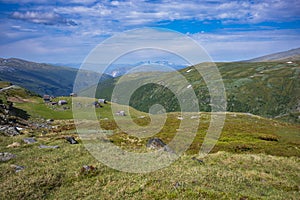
[7,142,21,148]
[146,138,174,153]
[192,157,204,164]
[146,138,166,149]
[80,165,96,174]
[23,137,37,144]
[116,110,126,116]
[10,164,25,172]
[16,127,23,131]
[0,152,16,161]
[39,145,59,149]
[46,119,54,123]
[65,136,78,144]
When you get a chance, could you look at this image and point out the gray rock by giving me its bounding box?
[192,157,204,164]
[80,165,97,174]
[65,136,78,144]
[146,138,167,149]
[7,127,19,136]
[0,152,16,161]
[23,137,37,144]
[10,164,25,172]
[0,126,19,136]
[116,110,126,116]
[146,138,175,153]
[39,145,59,149]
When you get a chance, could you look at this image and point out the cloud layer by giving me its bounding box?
[0,0,299,63]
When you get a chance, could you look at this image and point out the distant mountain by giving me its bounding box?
[102,61,188,77]
[246,48,300,62]
[0,58,112,96]
[86,61,300,123]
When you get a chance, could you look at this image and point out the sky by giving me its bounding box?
[0,0,299,64]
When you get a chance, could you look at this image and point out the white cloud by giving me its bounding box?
[191,29,300,61]
[1,0,299,63]
[11,11,78,26]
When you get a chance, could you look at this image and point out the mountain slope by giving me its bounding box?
[246,47,300,62]
[0,58,112,96]
[89,61,300,122]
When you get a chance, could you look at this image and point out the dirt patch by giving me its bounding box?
[8,96,37,103]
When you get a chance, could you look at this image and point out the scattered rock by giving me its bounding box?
[80,165,97,175]
[7,142,21,148]
[116,110,126,116]
[0,126,20,136]
[16,127,23,132]
[192,157,204,164]
[0,152,16,161]
[10,164,25,172]
[147,138,166,149]
[39,145,59,149]
[46,119,54,123]
[173,181,181,189]
[23,137,37,144]
[81,165,96,172]
[65,136,78,144]
[146,138,174,153]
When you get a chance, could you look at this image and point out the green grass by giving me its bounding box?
[1,82,299,199]
[12,94,300,157]
[1,132,299,199]
[89,61,300,122]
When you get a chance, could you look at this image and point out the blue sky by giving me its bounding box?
[0,0,299,64]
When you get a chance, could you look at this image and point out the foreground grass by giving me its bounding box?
[0,132,299,199]
[1,112,300,199]
[3,93,299,199]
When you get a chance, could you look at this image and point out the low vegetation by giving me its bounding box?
[0,81,299,199]
[91,61,300,123]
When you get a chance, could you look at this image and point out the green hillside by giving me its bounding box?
[90,61,300,123]
[0,58,112,97]
[1,82,299,199]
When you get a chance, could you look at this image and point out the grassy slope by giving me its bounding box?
[1,83,299,199]
[0,133,299,199]
[91,61,300,123]
[0,58,112,96]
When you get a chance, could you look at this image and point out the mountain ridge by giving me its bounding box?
[0,58,112,97]
[245,47,300,62]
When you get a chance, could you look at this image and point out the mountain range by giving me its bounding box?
[0,48,299,122]
[245,47,300,62]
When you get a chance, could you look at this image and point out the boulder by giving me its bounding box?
[0,126,20,136]
[0,152,16,161]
